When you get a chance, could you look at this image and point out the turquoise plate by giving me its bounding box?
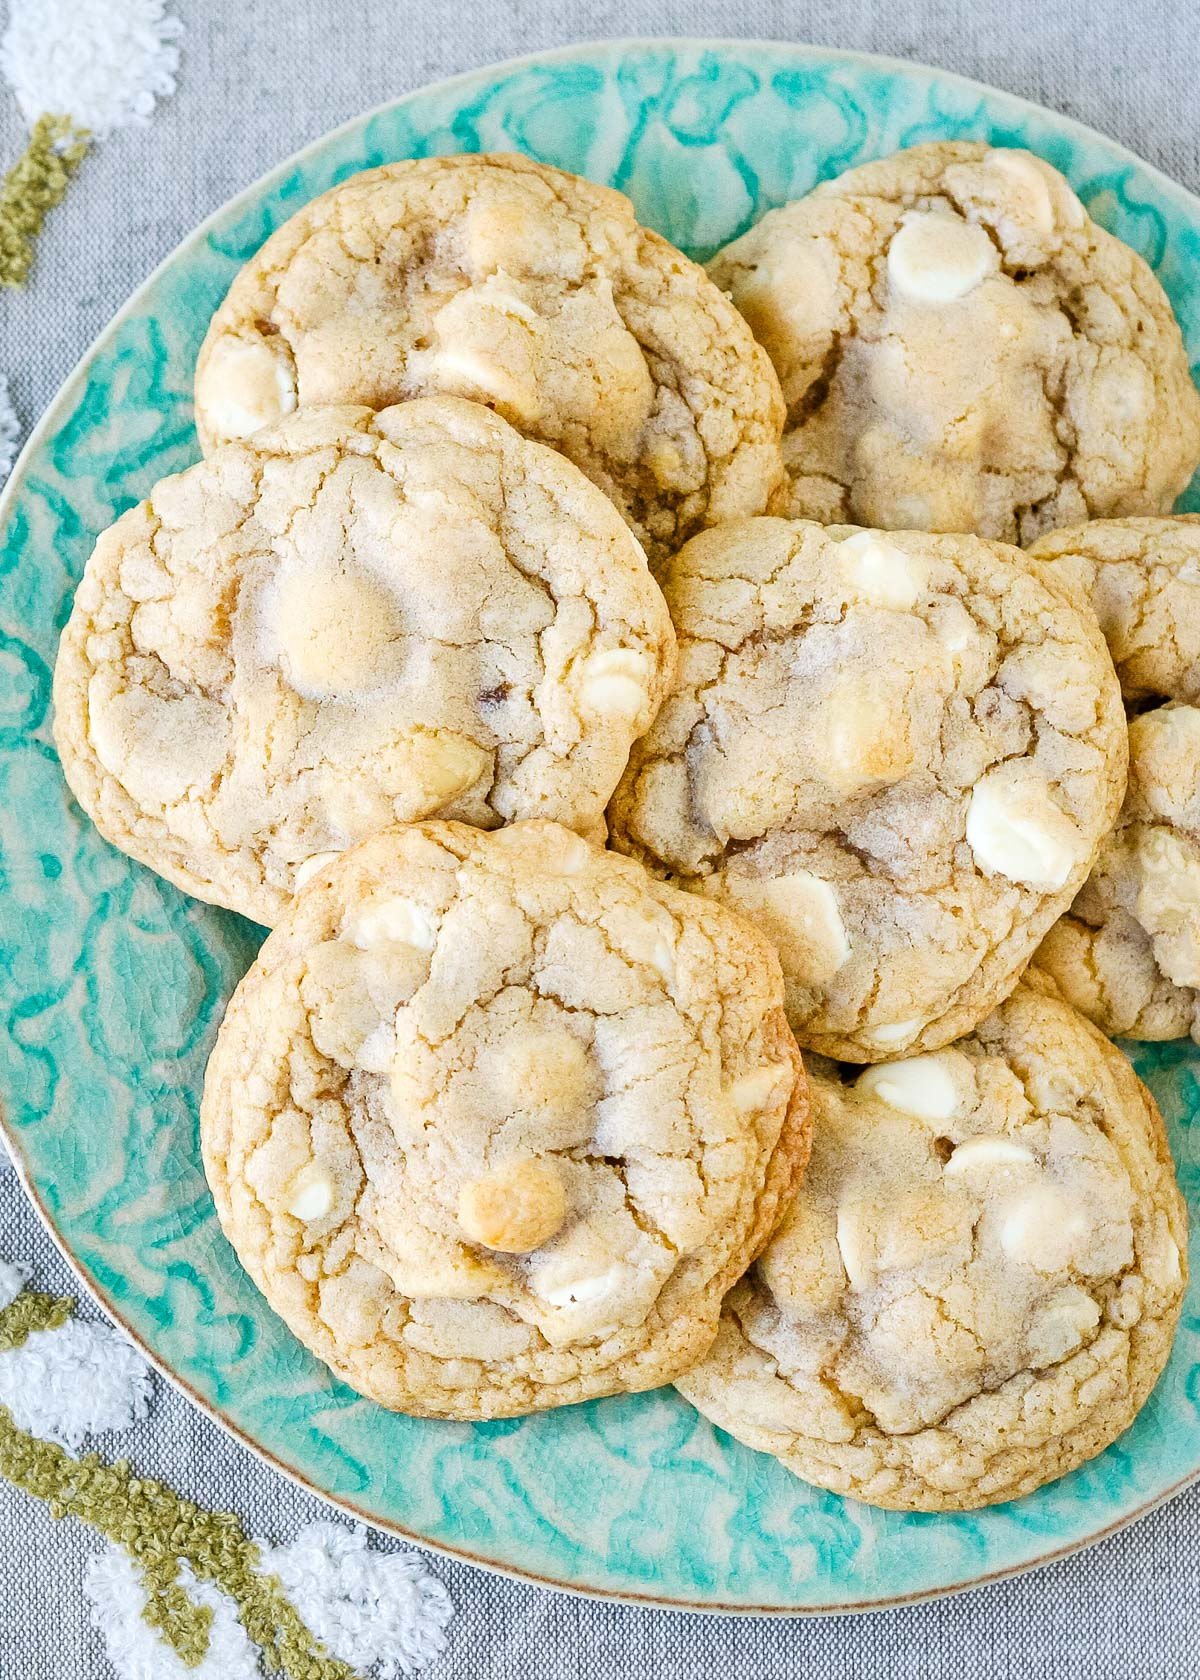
[2,38,1199,1612]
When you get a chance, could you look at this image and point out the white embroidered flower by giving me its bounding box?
[0,1316,152,1447]
[260,1521,454,1675]
[1,0,183,135]
[83,1548,260,1680]
[0,378,18,483]
[0,1256,29,1311]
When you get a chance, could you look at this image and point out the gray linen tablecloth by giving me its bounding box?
[2,2,1200,1674]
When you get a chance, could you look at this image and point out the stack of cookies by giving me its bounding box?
[53,145,1193,1513]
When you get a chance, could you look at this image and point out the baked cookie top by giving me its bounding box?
[606,517,1128,1061]
[709,142,1200,544]
[1036,701,1200,1040]
[675,975,1188,1511]
[53,398,675,926]
[1029,516,1200,703]
[194,152,785,564]
[1030,518,1200,1039]
[200,820,809,1419]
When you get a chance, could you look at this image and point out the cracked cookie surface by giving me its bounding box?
[675,973,1187,1511]
[194,152,786,565]
[53,398,675,926]
[607,517,1128,1061]
[1031,519,1200,1039]
[709,142,1200,543]
[1036,702,1200,1040]
[200,819,810,1418]
[1029,516,1200,703]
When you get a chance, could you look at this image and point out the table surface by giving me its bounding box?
[2,1,1200,1675]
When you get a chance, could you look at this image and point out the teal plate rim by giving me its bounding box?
[2,36,1200,1615]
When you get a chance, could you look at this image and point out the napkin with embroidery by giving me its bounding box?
[0,1260,454,1677]
[0,0,182,287]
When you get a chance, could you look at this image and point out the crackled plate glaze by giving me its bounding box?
[2,39,1199,1612]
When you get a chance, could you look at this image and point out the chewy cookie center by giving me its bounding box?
[760,1047,1140,1433]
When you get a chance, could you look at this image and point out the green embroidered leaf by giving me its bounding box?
[0,1289,73,1350]
[0,113,89,288]
[0,1296,357,1680]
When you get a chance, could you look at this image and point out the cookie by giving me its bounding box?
[200,819,810,1418]
[676,974,1188,1511]
[1029,518,1200,1038]
[53,398,675,925]
[606,517,1128,1062]
[1028,516,1200,704]
[709,143,1200,543]
[194,152,785,564]
[1036,703,1200,1039]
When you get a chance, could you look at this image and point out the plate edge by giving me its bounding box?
[4,33,1200,1613]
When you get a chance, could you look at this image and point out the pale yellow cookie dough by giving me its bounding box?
[200,820,810,1418]
[1030,518,1200,1039]
[53,399,675,925]
[194,152,786,564]
[709,143,1200,542]
[607,517,1128,1061]
[676,974,1188,1511]
[1037,702,1200,1039]
[1029,516,1200,703]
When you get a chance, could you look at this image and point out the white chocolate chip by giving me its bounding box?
[577,647,652,722]
[966,770,1083,889]
[943,1134,1036,1177]
[985,150,1056,236]
[838,531,926,610]
[345,895,438,953]
[294,850,342,888]
[458,1158,568,1253]
[431,342,543,428]
[817,687,913,794]
[197,332,297,440]
[726,1062,792,1115]
[287,1164,334,1222]
[862,1018,922,1048]
[534,1261,630,1310]
[887,212,998,303]
[271,568,403,700]
[406,732,491,812]
[649,936,675,985]
[856,1052,966,1123]
[722,870,850,985]
[1140,1215,1183,1292]
[999,1183,1091,1272]
[835,1204,872,1291]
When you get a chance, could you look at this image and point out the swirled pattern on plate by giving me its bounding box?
[0,39,1197,1610]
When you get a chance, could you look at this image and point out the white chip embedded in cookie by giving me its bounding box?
[607,517,1127,1061]
[195,153,786,564]
[200,820,810,1418]
[709,142,1200,542]
[53,399,676,925]
[1031,518,1200,1040]
[675,976,1188,1511]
